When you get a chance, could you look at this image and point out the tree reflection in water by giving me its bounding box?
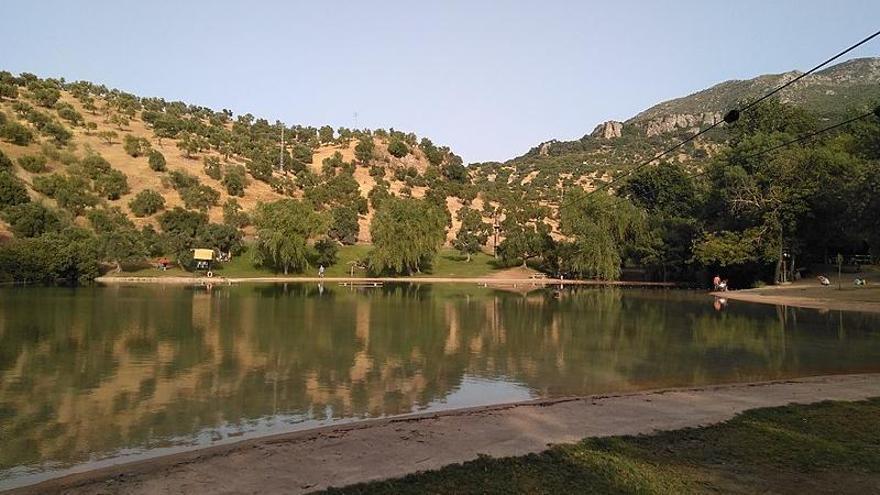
[1,284,879,480]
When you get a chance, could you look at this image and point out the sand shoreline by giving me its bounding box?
[714,287,880,313]
[7,373,880,495]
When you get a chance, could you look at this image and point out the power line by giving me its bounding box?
[579,27,880,200]
[591,109,878,210]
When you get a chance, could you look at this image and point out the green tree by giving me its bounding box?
[0,171,30,210]
[222,198,250,228]
[123,135,151,157]
[94,169,130,200]
[559,191,648,280]
[329,205,360,245]
[0,120,34,146]
[221,164,248,196]
[354,136,375,164]
[318,125,334,144]
[252,199,327,275]
[148,150,166,171]
[203,156,222,180]
[128,189,166,217]
[2,202,63,237]
[368,197,446,275]
[453,207,489,261]
[387,137,410,158]
[198,223,243,255]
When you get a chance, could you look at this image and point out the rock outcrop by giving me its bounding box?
[590,121,623,139]
[641,112,720,137]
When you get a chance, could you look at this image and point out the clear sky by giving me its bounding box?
[1,1,878,162]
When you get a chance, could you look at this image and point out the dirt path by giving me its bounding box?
[10,373,880,495]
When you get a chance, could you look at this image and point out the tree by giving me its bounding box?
[128,189,166,217]
[453,207,489,261]
[97,130,118,144]
[559,191,648,280]
[2,202,63,237]
[177,132,201,158]
[203,156,222,180]
[198,223,243,255]
[94,169,130,200]
[0,120,34,146]
[318,125,334,144]
[354,136,375,164]
[148,150,166,171]
[221,164,248,196]
[179,184,220,211]
[328,205,360,245]
[123,135,151,157]
[252,199,327,275]
[313,238,338,266]
[87,207,146,271]
[388,137,410,158]
[158,207,208,267]
[0,171,30,210]
[368,197,446,275]
[222,199,250,228]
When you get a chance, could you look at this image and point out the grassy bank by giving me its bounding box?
[323,398,880,494]
[106,245,504,279]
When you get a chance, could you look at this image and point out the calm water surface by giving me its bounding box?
[1,283,879,488]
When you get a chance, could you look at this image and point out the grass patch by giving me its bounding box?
[107,245,503,278]
[322,398,880,494]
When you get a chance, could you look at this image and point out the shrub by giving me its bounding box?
[123,135,151,157]
[180,184,219,211]
[313,238,339,266]
[94,169,130,200]
[2,202,63,237]
[0,121,34,146]
[18,154,49,173]
[129,189,166,217]
[0,172,30,209]
[222,164,248,196]
[0,149,13,171]
[388,138,410,158]
[148,150,166,171]
[222,199,250,228]
[203,156,222,180]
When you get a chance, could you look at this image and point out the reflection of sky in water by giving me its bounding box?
[2,284,880,490]
[0,375,534,491]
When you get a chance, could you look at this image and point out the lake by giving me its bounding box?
[1,283,879,489]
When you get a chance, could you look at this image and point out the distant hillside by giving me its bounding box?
[470,57,880,204]
[0,73,482,244]
[0,58,877,252]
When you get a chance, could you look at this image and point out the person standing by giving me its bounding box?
[318,264,325,278]
[712,275,721,291]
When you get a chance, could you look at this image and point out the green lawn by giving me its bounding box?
[322,398,880,494]
[107,245,503,278]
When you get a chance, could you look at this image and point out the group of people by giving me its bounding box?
[712,275,728,292]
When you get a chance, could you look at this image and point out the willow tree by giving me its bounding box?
[253,199,327,275]
[368,197,446,275]
[559,190,648,280]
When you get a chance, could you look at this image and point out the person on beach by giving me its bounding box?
[318,265,325,278]
[712,275,721,291]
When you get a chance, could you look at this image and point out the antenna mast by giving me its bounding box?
[279,125,285,172]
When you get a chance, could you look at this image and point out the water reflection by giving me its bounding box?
[0,284,879,486]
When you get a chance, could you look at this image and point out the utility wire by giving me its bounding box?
[579,28,880,201]
[589,109,879,210]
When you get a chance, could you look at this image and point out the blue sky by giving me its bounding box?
[2,1,878,162]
